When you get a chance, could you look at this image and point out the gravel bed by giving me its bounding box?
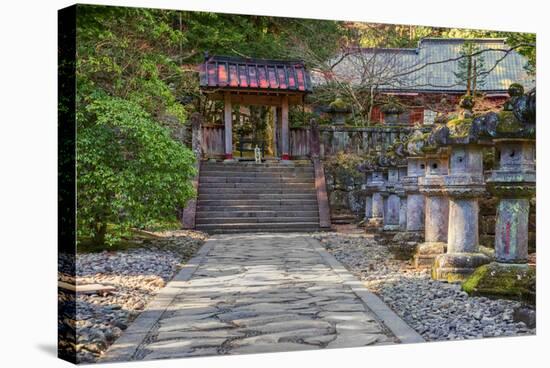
[312,232,536,342]
[58,230,208,363]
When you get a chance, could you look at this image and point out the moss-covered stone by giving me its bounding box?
[446,118,473,138]
[508,83,524,97]
[459,95,475,110]
[388,241,418,261]
[389,232,424,260]
[329,97,350,111]
[462,262,536,303]
[432,252,491,283]
[496,111,523,134]
[414,242,446,269]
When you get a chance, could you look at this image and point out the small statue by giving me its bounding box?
[254,145,262,163]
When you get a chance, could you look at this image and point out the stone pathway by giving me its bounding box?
[102,233,422,362]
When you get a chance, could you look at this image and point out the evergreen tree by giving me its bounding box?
[454,41,488,96]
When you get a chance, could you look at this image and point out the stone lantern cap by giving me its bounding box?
[398,129,428,193]
[429,85,535,147]
[485,86,536,198]
[358,150,386,192]
[483,84,536,140]
[418,147,449,196]
[405,129,429,157]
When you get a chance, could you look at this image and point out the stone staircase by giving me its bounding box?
[195,160,322,233]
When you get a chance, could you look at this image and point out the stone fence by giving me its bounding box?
[199,124,417,159]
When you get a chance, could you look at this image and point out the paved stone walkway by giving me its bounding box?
[103,233,422,362]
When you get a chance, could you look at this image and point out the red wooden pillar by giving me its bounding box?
[223,92,233,160]
[281,95,290,160]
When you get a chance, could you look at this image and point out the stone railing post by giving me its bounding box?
[309,118,331,229]
[182,113,203,229]
[309,118,321,159]
[415,148,450,268]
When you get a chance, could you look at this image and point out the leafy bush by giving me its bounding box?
[77,94,196,245]
[324,152,365,188]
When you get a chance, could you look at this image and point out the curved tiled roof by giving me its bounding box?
[200,55,312,93]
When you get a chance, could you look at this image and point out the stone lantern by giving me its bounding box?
[402,130,426,238]
[378,140,408,234]
[368,169,386,230]
[326,98,351,125]
[383,166,402,231]
[462,85,536,300]
[364,150,387,231]
[430,97,491,282]
[381,101,405,126]
[398,163,408,231]
[363,171,373,223]
[415,146,450,268]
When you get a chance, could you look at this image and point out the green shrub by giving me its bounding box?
[77,95,196,246]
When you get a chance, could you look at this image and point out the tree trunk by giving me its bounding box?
[93,222,107,246]
[367,86,376,126]
[472,60,477,96]
[466,56,472,96]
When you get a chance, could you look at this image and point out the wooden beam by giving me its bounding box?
[204,90,305,105]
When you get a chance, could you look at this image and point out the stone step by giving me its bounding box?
[198,227,324,234]
[199,176,314,184]
[201,160,312,168]
[195,222,322,233]
[197,198,318,205]
[196,204,319,212]
[198,188,316,195]
[198,193,317,200]
[196,216,319,225]
[196,160,321,233]
[198,182,315,189]
[196,210,319,218]
[201,165,314,172]
[199,171,315,178]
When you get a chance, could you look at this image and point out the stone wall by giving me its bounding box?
[318,126,415,158]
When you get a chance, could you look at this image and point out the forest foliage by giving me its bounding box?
[74,4,535,245]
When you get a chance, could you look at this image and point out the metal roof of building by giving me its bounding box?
[200,55,313,93]
[314,38,534,93]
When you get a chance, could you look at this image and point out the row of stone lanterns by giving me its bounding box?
[362,85,536,295]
